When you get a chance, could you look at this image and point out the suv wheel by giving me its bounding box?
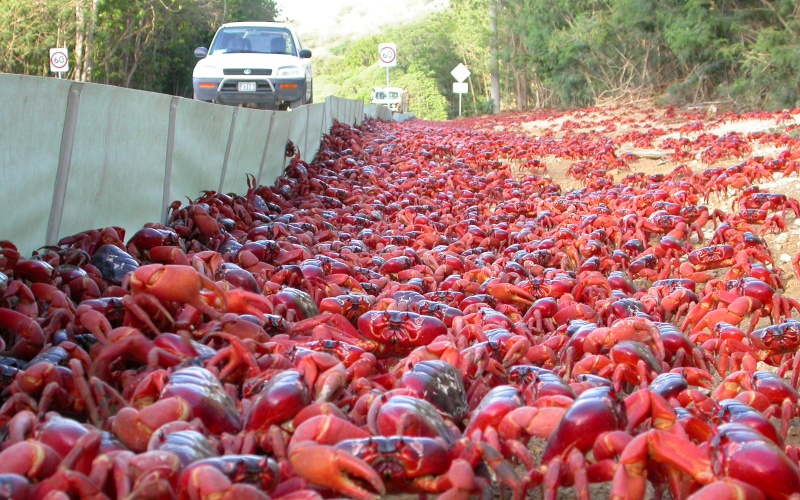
[289,95,306,110]
[289,84,312,110]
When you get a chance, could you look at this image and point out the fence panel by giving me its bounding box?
[0,75,368,255]
[221,107,274,194]
[287,106,310,162]
[305,103,326,163]
[170,98,237,219]
[260,112,292,185]
[0,75,71,253]
[60,84,171,243]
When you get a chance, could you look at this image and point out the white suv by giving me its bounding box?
[192,22,313,110]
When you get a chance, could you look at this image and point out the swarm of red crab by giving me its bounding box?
[2,104,800,499]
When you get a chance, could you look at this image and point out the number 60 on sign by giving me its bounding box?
[378,43,397,67]
[50,48,69,74]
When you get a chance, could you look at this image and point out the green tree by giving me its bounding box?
[723,0,800,108]
[92,0,276,91]
[395,70,449,120]
[0,0,276,95]
[316,11,464,119]
[0,0,75,76]
[224,0,278,22]
[3,0,800,112]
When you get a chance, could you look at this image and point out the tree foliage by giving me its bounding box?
[497,0,800,110]
[2,0,799,118]
[315,4,480,119]
[0,0,74,76]
[0,0,277,95]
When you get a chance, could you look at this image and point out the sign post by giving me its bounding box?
[453,82,468,116]
[378,43,397,87]
[451,63,471,116]
[50,48,69,79]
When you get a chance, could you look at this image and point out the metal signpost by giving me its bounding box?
[50,48,69,79]
[451,63,471,116]
[453,82,468,115]
[378,43,397,86]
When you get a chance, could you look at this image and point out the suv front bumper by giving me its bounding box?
[193,76,305,107]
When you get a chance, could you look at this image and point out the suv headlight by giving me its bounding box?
[193,61,218,78]
[277,65,303,77]
[195,61,217,70]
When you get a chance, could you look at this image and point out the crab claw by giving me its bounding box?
[291,415,371,448]
[483,282,535,309]
[111,398,192,452]
[221,289,273,318]
[129,264,226,319]
[0,309,45,360]
[0,440,61,482]
[585,317,664,360]
[289,444,385,500]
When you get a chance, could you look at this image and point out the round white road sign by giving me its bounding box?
[50,48,69,73]
[378,43,397,67]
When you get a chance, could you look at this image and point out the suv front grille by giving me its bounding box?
[223,68,272,76]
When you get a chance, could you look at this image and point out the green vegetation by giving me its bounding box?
[2,0,799,119]
[318,0,800,118]
[495,0,800,111]
[0,0,278,96]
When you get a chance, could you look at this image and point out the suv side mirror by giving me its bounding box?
[299,49,312,59]
[194,47,208,58]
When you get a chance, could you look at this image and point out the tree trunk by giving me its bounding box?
[515,71,526,111]
[83,0,99,81]
[74,0,85,81]
[467,61,477,109]
[489,0,500,114]
[124,5,157,88]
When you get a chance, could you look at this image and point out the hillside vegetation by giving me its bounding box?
[320,0,800,119]
[3,0,799,120]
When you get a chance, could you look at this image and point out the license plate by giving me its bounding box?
[237,82,256,92]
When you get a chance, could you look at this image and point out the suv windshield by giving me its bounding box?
[209,27,296,56]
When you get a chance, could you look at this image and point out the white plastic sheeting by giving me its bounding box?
[364,104,393,121]
[0,74,70,258]
[0,73,364,256]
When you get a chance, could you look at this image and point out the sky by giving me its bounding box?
[275,0,339,31]
[275,0,450,49]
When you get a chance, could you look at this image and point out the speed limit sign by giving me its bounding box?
[378,43,397,67]
[50,48,69,74]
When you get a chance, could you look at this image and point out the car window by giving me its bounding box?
[210,27,297,56]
